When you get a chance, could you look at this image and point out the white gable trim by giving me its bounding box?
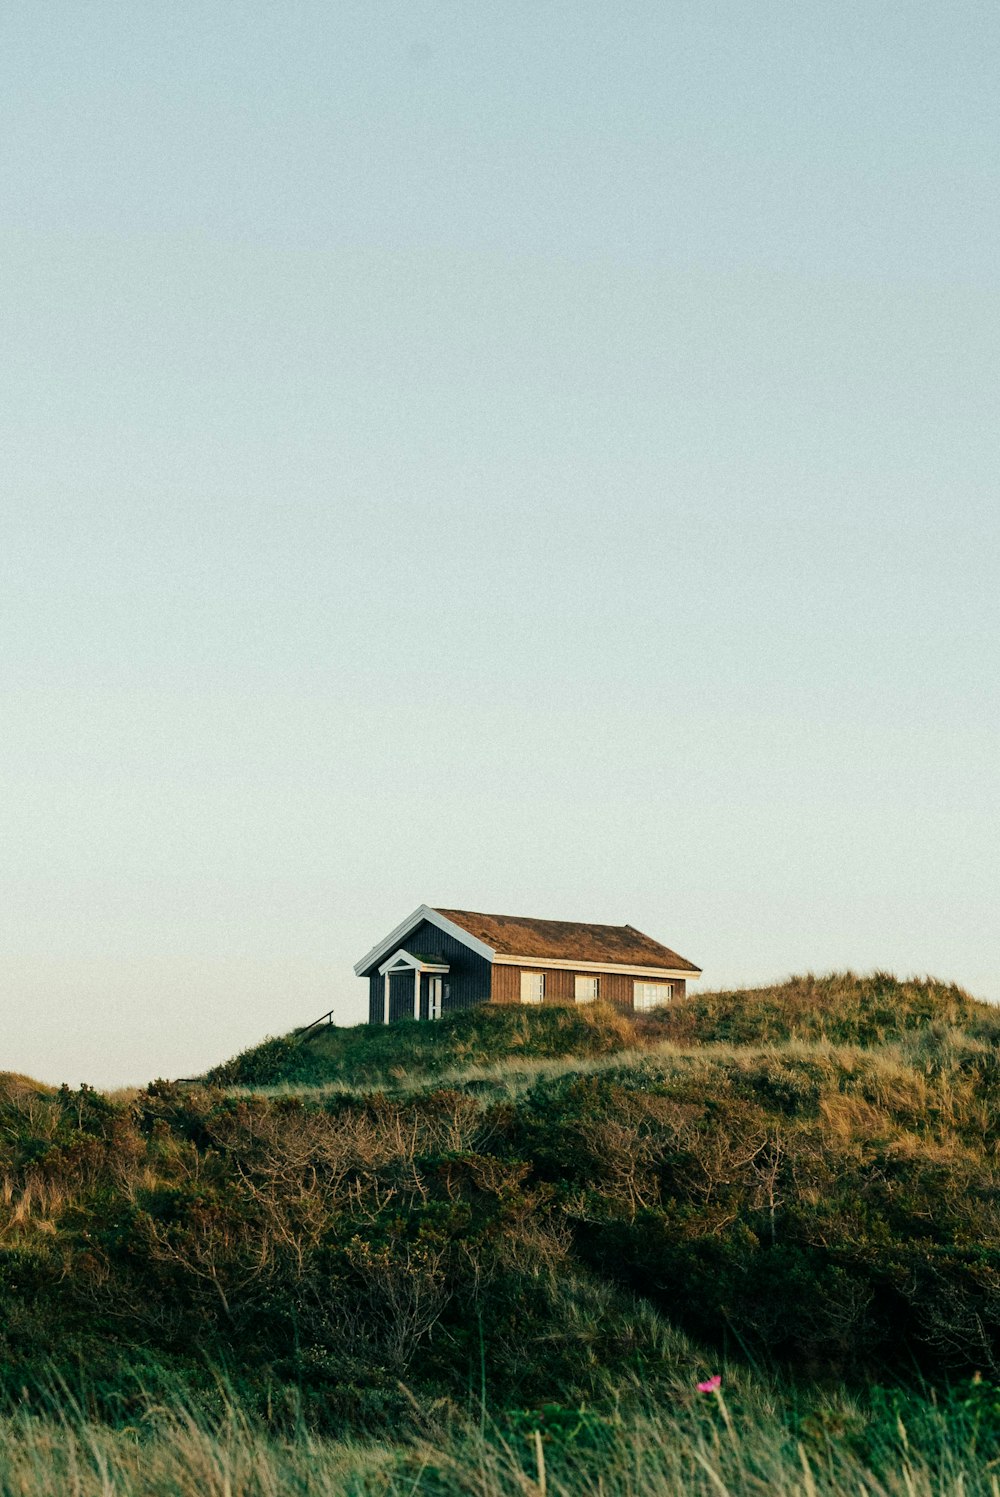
[354,905,496,975]
[377,948,451,976]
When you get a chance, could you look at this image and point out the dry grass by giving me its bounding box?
[0,1389,998,1497]
[229,1027,993,1120]
[0,1406,390,1496]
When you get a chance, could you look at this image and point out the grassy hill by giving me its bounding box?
[206,971,993,1090]
[2,972,1000,1493]
[205,993,637,1088]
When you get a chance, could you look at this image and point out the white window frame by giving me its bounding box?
[520,971,545,1005]
[633,981,673,1011]
[574,974,599,1003]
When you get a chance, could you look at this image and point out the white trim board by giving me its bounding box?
[377,948,451,976]
[492,955,700,979]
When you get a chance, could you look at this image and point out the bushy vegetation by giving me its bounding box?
[647,970,993,1048]
[2,973,1000,1491]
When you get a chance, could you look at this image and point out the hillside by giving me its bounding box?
[205,992,637,1088]
[0,972,997,1435]
[206,971,992,1090]
[5,966,1000,1497]
[0,1071,54,1098]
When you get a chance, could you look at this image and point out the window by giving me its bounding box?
[575,975,599,1003]
[520,971,545,1004]
[633,981,673,1011]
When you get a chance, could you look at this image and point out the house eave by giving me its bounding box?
[492,954,701,979]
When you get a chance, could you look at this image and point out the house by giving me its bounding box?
[354,905,701,1024]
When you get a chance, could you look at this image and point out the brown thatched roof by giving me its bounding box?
[434,909,700,972]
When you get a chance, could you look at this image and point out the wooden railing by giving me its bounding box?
[176,1008,337,1083]
[295,1008,337,1040]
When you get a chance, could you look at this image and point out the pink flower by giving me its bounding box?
[697,1375,722,1394]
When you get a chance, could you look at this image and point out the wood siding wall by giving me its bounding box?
[491,964,686,1010]
[364,924,688,1025]
[365,919,492,1024]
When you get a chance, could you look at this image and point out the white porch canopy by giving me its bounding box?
[378,948,450,1024]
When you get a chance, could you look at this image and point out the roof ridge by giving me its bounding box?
[437,907,637,927]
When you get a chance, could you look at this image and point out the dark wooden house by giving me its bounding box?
[354,906,701,1024]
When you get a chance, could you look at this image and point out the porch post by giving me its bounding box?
[413,969,421,1020]
[383,970,391,1024]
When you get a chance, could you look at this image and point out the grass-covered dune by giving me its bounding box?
[3,972,1000,1493]
[206,991,637,1088]
[207,971,991,1089]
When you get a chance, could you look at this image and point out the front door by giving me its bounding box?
[387,969,415,1023]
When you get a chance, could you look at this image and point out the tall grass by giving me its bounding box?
[2,1382,999,1496]
[0,1403,387,1496]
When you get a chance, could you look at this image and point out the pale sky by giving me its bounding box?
[2,3,998,1087]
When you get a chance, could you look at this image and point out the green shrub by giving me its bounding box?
[4,973,1000,1437]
